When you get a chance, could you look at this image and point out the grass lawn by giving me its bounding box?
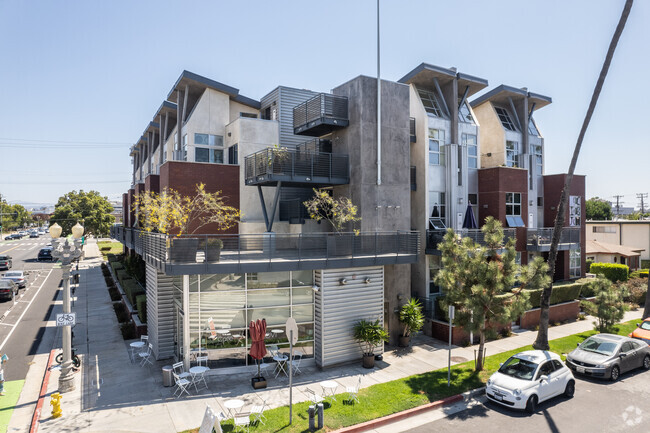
[0,380,25,433]
[180,319,641,433]
[96,241,123,260]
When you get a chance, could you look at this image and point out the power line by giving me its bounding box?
[638,193,648,214]
[0,137,131,145]
[612,195,624,217]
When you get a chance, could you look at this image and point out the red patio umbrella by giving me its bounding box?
[250,318,267,378]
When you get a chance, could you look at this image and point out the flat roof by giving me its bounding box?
[153,100,177,120]
[398,63,488,97]
[166,70,260,109]
[470,84,552,109]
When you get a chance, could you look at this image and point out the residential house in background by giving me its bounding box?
[586,240,644,270]
[586,220,650,268]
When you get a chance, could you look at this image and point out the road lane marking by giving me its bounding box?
[0,268,54,352]
[0,244,22,254]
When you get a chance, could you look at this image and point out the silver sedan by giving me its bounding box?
[566,333,650,381]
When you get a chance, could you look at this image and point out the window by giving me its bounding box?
[182,134,188,161]
[428,129,445,165]
[429,256,442,295]
[228,144,238,165]
[194,133,224,164]
[506,192,525,227]
[506,141,519,167]
[458,101,474,124]
[569,196,581,226]
[528,117,539,136]
[494,106,518,131]
[593,226,616,233]
[417,88,446,118]
[463,134,478,169]
[536,361,555,380]
[240,112,257,119]
[570,248,581,278]
[429,191,446,228]
[537,197,544,207]
[533,144,543,173]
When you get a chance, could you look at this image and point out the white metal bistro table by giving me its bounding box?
[271,329,284,338]
[224,398,245,418]
[216,329,231,345]
[189,365,210,391]
[273,354,288,378]
[129,341,145,363]
[320,380,339,402]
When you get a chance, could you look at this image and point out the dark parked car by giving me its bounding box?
[566,334,650,381]
[4,234,20,240]
[0,255,12,270]
[0,280,17,300]
[37,248,53,261]
[29,232,39,238]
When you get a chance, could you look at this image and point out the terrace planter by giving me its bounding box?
[169,238,198,262]
[362,354,375,369]
[251,376,267,389]
[398,335,410,347]
[205,239,223,262]
[327,235,352,257]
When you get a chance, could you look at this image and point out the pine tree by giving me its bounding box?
[436,217,551,371]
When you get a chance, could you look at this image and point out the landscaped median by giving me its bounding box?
[181,319,640,433]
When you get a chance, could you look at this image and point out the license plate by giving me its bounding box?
[577,367,585,373]
[494,394,503,401]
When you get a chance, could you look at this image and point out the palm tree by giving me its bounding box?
[533,0,634,350]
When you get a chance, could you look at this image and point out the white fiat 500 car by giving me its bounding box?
[486,350,575,413]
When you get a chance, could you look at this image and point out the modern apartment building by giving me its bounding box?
[113,63,585,371]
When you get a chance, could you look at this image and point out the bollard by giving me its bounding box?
[308,405,316,431]
[317,403,324,430]
[50,392,62,418]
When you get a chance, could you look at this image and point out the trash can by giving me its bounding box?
[162,365,174,387]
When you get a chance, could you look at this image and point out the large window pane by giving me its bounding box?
[247,306,291,327]
[195,147,210,163]
[195,133,209,145]
[248,288,290,308]
[291,270,313,286]
[293,305,314,323]
[247,272,291,289]
[292,287,314,305]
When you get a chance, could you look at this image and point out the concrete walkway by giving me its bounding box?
[9,238,645,433]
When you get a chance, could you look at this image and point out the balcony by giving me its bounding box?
[426,228,517,255]
[526,227,580,252]
[244,147,349,187]
[111,226,420,275]
[293,93,349,136]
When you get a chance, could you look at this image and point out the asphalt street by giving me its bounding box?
[0,235,62,380]
[407,368,650,433]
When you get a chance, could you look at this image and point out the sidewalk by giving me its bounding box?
[11,239,645,432]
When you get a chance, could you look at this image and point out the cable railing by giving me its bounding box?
[426,228,517,252]
[526,227,580,250]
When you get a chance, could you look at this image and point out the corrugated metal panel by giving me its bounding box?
[315,266,384,368]
[261,86,318,148]
[146,263,176,360]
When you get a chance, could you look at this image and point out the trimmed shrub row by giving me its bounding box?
[122,279,145,306]
[630,269,648,279]
[113,302,130,323]
[524,282,585,309]
[590,262,629,282]
[136,294,147,324]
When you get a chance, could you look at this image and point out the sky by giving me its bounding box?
[0,0,648,209]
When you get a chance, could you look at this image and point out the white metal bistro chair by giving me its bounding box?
[172,372,191,398]
[346,376,362,404]
[192,355,210,391]
[290,350,304,375]
[233,411,251,433]
[138,343,153,367]
[250,395,269,425]
[172,361,191,382]
[266,344,280,357]
[305,388,324,405]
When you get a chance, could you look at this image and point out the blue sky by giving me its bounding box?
[0,0,648,209]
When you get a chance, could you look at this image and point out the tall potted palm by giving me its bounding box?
[353,319,389,369]
[398,298,425,347]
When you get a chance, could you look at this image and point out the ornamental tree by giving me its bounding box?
[134,183,240,236]
[303,188,360,234]
[581,275,628,333]
[435,217,551,371]
[52,190,115,236]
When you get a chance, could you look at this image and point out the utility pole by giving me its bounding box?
[613,195,624,217]
[637,193,648,214]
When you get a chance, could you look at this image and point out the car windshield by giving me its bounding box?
[579,337,618,355]
[640,321,650,331]
[4,272,20,277]
[0,281,12,288]
[498,356,538,381]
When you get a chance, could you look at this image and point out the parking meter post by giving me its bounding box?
[308,405,315,432]
[448,305,455,387]
[317,403,324,429]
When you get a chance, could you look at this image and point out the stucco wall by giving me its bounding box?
[473,103,505,168]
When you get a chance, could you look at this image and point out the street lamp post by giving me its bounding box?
[49,222,84,393]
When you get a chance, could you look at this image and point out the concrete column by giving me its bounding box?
[138,144,143,182]
[147,132,153,175]
[176,89,184,161]
[158,114,164,168]
[131,155,136,186]
[182,274,190,369]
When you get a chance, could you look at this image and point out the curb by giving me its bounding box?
[29,349,56,433]
[331,387,486,433]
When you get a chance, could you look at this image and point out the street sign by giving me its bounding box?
[56,313,76,327]
[285,317,298,345]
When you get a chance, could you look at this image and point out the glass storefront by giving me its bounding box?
[179,271,315,368]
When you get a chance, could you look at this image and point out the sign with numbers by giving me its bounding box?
[56,313,76,327]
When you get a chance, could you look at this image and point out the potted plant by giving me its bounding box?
[205,238,224,262]
[353,319,389,369]
[398,298,425,347]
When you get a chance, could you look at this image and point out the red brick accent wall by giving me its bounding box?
[145,174,160,194]
[122,193,129,227]
[127,189,135,228]
[159,161,240,235]
[519,300,581,330]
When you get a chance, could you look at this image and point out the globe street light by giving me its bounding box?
[49,222,84,392]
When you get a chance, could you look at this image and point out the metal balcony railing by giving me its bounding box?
[425,228,517,254]
[526,227,580,251]
[244,147,349,186]
[110,225,420,274]
[293,93,349,136]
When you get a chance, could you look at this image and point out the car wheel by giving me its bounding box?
[643,355,650,371]
[526,395,538,414]
[564,380,575,398]
[610,365,620,381]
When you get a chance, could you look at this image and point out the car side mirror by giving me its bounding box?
[577,343,580,347]
[499,363,503,367]
[637,323,641,328]
[539,375,548,382]
[620,353,627,358]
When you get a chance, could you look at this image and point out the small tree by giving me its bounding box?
[134,183,240,236]
[303,188,360,234]
[52,190,115,236]
[581,276,628,333]
[398,298,425,338]
[353,319,388,356]
[436,217,551,371]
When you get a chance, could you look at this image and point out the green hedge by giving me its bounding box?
[630,269,648,279]
[122,279,145,306]
[589,263,629,282]
[115,269,132,285]
[524,282,584,309]
[136,294,147,323]
[586,260,593,273]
